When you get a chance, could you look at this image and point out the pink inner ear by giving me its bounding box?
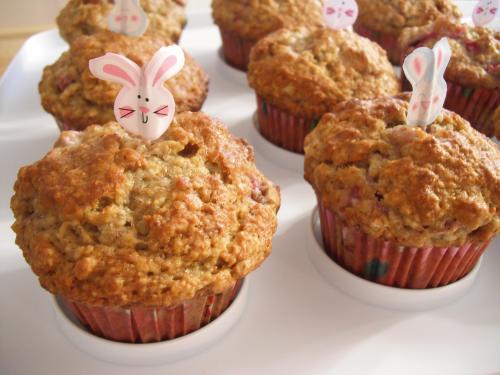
[103,64,136,86]
[153,55,177,86]
[437,49,443,69]
[413,58,423,77]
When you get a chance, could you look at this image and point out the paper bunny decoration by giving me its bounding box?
[473,0,499,27]
[322,0,359,29]
[108,0,149,36]
[403,38,452,126]
[89,45,185,141]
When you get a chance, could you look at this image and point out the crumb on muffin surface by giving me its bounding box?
[248,27,401,119]
[399,17,500,90]
[212,0,324,41]
[57,0,187,44]
[39,31,209,131]
[11,112,280,307]
[356,0,461,35]
[304,94,500,247]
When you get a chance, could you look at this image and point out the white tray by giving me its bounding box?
[1,2,499,375]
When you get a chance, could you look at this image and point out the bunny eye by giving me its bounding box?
[137,95,141,99]
[145,98,149,102]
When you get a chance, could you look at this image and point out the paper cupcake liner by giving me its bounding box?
[219,29,255,71]
[317,202,490,289]
[256,95,319,154]
[401,72,499,138]
[353,22,401,65]
[444,82,499,138]
[60,279,243,343]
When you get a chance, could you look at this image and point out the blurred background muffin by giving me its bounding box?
[39,31,209,131]
[11,112,280,343]
[400,17,499,139]
[211,0,324,71]
[304,94,500,289]
[248,26,400,154]
[353,0,461,64]
[57,0,187,45]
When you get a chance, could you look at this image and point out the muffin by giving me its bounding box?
[39,31,209,131]
[248,27,400,154]
[57,0,187,45]
[304,94,500,289]
[353,0,462,65]
[211,0,324,71]
[11,112,280,343]
[400,18,500,139]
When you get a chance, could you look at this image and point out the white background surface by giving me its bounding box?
[0,1,499,374]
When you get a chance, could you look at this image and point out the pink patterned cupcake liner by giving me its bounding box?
[256,95,319,154]
[317,202,490,289]
[444,82,499,138]
[353,21,401,65]
[219,29,255,71]
[60,279,243,343]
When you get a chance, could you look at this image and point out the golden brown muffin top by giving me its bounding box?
[399,18,500,90]
[357,0,461,35]
[212,0,324,41]
[39,31,209,131]
[11,113,280,308]
[57,0,187,44]
[248,27,400,119]
[304,94,500,247]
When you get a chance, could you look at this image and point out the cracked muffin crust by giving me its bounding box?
[248,27,400,119]
[212,0,324,43]
[353,0,461,64]
[304,94,500,248]
[39,31,209,131]
[356,0,461,35]
[11,112,280,308]
[57,0,187,45]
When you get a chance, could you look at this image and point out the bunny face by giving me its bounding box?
[114,80,175,141]
[408,82,446,124]
[322,0,358,29]
[473,0,499,27]
[108,0,149,36]
[89,45,185,141]
[403,38,451,126]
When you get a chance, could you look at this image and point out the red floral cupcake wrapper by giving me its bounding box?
[256,95,319,154]
[219,29,255,71]
[401,73,499,138]
[318,202,490,289]
[353,21,401,65]
[60,279,243,343]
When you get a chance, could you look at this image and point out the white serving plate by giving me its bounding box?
[1,2,499,375]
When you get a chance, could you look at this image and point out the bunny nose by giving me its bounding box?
[139,106,150,114]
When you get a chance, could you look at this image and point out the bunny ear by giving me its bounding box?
[402,47,434,86]
[432,37,452,74]
[89,53,141,88]
[144,45,185,88]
